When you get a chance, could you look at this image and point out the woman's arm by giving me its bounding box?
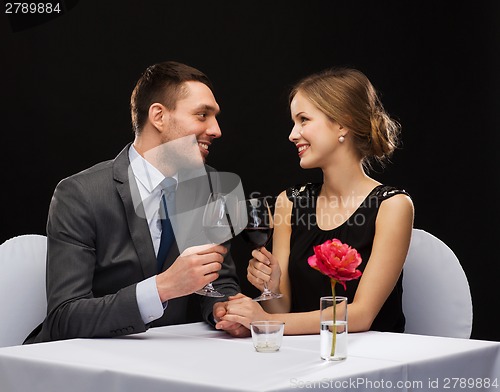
[347,193,414,332]
[222,293,321,334]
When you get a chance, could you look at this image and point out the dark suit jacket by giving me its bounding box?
[25,144,240,343]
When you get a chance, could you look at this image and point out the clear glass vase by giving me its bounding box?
[320,296,348,361]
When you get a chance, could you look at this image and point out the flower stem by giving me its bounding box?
[331,280,337,357]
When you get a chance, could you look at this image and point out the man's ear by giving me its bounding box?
[148,103,169,132]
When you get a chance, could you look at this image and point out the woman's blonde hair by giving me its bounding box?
[290,68,400,169]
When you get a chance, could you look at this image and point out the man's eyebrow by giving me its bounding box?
[194,104,221,114]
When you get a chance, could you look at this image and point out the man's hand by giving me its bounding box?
[156,244,227,302]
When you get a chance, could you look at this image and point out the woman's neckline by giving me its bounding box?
[313,184,383,232]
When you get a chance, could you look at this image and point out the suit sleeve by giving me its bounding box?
[34,176,147,342]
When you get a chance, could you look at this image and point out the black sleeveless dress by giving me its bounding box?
[286,183,409,332]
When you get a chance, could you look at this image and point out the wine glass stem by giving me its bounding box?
[262,282,271,294]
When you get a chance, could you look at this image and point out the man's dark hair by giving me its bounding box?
[130,61,213,134]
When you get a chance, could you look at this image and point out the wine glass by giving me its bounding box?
[198,193,237,297]
[241,197,283,301]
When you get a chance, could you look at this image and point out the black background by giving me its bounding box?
[1,1,499,341]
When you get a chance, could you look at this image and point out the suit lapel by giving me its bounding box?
[113,144,157,278]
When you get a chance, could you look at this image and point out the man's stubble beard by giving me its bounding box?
[156,117,205,175]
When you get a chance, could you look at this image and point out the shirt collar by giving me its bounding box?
[129,144,178,193]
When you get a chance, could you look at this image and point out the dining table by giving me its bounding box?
[0,322,499,392]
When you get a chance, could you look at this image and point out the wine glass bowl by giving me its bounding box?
[203,193,236,245]
[198,193,237,298]
[241,197,283,301]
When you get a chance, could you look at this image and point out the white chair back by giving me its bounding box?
[0,234,47,347]
[402,229,472,338]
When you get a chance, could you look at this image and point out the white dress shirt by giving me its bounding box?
[129,145,177,324]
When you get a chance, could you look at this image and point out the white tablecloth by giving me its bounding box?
[0,322,499,392]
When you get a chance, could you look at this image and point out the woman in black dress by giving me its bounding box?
[218,68,414,334]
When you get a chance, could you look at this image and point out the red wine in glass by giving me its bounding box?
[241,197,283,301]
[240,227,273,249]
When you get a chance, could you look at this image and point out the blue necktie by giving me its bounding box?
[156,178,177,273]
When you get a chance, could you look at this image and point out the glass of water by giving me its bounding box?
[320,296,348,360]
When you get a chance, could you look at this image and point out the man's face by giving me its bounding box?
[162,81,221,163]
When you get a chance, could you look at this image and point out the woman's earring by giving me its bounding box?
[338,135,345,143]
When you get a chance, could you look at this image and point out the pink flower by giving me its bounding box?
[308,238,362,289]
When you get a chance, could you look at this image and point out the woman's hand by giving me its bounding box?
[247,247,282,293]
[218,293,271,329]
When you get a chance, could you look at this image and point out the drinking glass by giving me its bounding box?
[198,193,237,297]
[241,197,283,301]
[250,321,285,352]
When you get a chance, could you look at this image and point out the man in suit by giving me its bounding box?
[25,61,249,343]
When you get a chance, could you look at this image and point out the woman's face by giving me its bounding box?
[289,91,344,169]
